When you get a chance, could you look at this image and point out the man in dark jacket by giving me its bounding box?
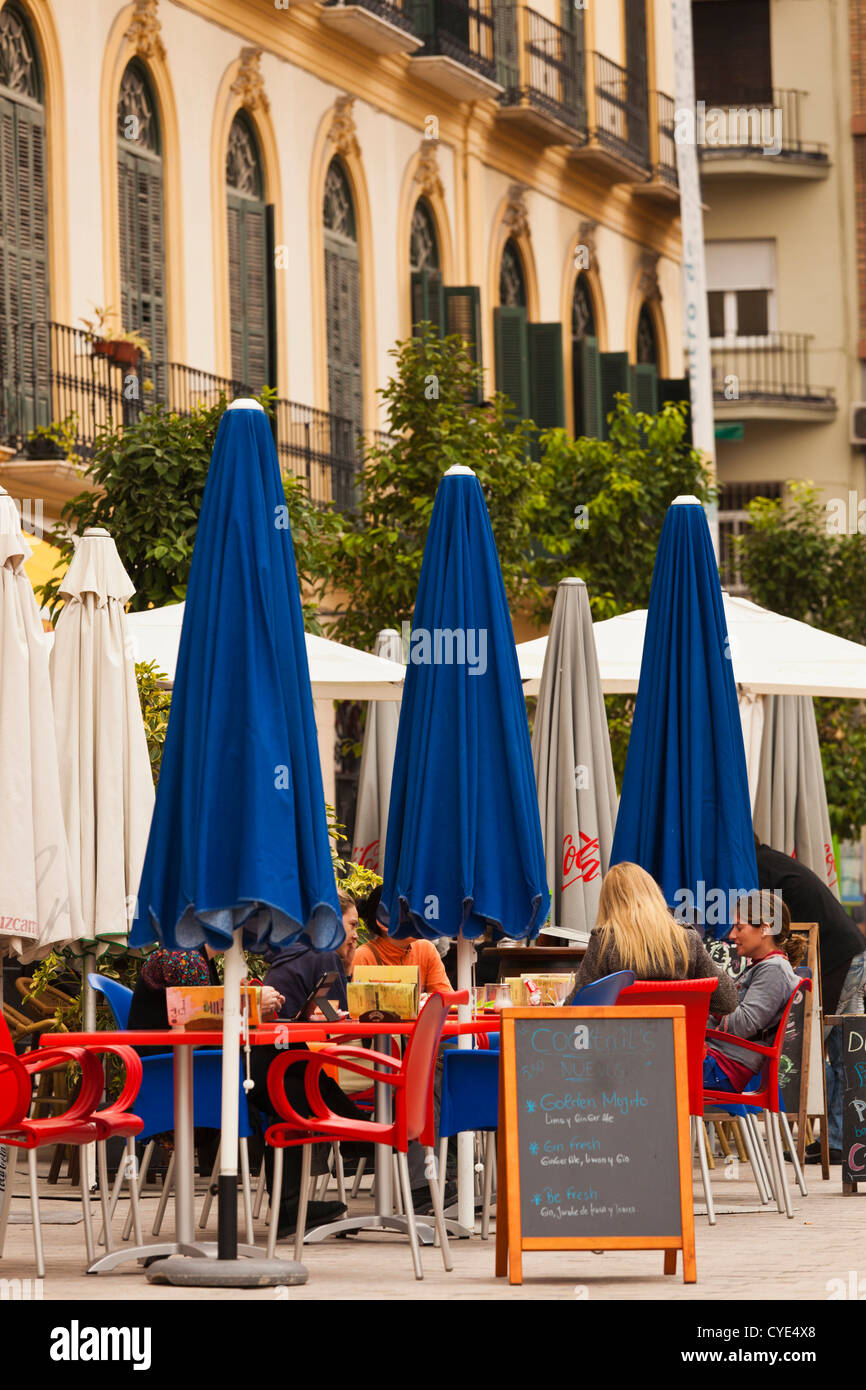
[755,836,866,1162]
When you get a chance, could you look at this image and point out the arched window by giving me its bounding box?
[0,3,49,433]
[499,236,526,308]
[410,197,439,272]
[636,301,658,365]
[323,158,362,447]
[117,61,167,369]
[227,111,271,390]
[572,273,601,437]
[410,196,443,334]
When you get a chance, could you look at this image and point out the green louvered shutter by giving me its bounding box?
[404,0,434,39]
[574,334,602,438]
[630,362,658,414]
[411,268,445,337]
[118,144,168,385]
[0,93,50,436]
[528,322,565,431]
[600,350,631,438]
[659,376,692,444]
[493,0,520,95]
[227,192,270,391]
[444,284,483,402]
[494,305,529,419]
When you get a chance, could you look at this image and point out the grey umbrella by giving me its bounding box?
[753,693,838,896]
[351,628,403,872]
[532,578,618,940]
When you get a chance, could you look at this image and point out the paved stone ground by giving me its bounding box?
[1,1157,863,1302]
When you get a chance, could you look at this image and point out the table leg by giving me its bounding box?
[174,1044,195,1246]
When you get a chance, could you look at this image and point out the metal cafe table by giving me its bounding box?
[43,1016,498,1271]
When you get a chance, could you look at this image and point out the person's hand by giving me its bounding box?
[260,986,284,1019]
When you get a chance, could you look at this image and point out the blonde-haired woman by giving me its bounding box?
[571,861,736,1016]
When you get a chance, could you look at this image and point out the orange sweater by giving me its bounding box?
[353,936,451,995]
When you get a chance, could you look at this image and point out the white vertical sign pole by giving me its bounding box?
[671,0,719,559]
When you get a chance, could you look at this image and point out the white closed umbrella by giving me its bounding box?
[50,528,155,967]
[0,487,82,961]
[531,579,617,942]
[351,628,403,870]
[753,694,838,895]
[738,690,765,810]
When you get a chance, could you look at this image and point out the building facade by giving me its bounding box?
[691,0,861,589]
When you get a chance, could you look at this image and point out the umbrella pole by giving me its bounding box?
[456,932,475,1233]
[82,953,98,1195]
[217,928,243,1261]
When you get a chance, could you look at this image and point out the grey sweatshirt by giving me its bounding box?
[709,952,800,1075]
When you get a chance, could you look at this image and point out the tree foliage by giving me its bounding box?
[324,326,545,649]
[736,483,866,838]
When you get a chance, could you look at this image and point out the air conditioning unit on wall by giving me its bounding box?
[850,403,866,446]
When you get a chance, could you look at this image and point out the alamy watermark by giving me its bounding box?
[400,620,487,675]
[674,100,782,157]
[672,886,782,933]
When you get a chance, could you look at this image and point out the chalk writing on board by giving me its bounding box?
[843,1022,866,1184]
[514,1015,682,1240]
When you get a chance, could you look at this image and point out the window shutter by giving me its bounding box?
[0,96,49,434]
[228,192,271,391]
[692,1,771,105]
[325,235,363,438]
[494,305,529,419]
[493,0,520,94]
[266,204,277,391]
[624,0,649,160]
[227,200,244,385]
[411,268,445,337]
[630,362,658,414]
[599,350,631,437]
[527,322,565,431]
[117,149,136,340]
[118,146,168,380]
[405,0,434,38]
[659,376,692,444]
[574,334,602,438]
[444,284,483,402]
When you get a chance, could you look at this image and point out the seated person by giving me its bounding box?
[571,861,737,1016]
[127,945,283,1177]
[250,888,373,1237]
[704,892,805,1094]
[354,886,451,998]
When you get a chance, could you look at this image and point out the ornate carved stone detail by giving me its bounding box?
[330,95,359,160]
[125,0,166,62]
[578,219,598,271]
[413,140,443,201]
[503,184,530,240]
[230,46,269,115]
[638,249,662,303]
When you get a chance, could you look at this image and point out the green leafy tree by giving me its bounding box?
[533,397,715,623]
[325,326,544,649]
[35,388,339,630]
[736,483,866,838]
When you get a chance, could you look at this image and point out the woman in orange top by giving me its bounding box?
[353,887,451,996]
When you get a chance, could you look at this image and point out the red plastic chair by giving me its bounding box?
[617,978,719,1224]
[0,1012,105,1275]
[265,989,467,1278]
[71,1041,146,1252]
[704,978,811,1220]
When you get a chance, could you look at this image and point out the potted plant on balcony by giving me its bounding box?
[79,305,151,369]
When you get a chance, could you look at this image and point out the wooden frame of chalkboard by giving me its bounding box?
[789,923,823,1169]
[495,1006,696,1285]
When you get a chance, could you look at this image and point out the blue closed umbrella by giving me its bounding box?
[130,399,340,1277]
[611,496,757,937]
[381,465,549,1229]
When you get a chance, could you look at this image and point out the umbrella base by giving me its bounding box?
[146,1252,307,1287]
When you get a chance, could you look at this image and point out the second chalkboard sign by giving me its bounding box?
[496,1006,695,1285]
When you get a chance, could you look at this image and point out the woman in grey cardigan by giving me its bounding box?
[571,861,737,1016]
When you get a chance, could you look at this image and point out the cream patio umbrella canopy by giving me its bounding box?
[0,487,82,961]
[531,579,618,941]
[49,528,155,958]
[753,694,838,895]
[351,628,403,871]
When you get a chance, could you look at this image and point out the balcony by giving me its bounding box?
[406,0,501,101]
[0,322,372,513]
[319,0,423,55]
[711,333,836,422]
[496,7,586,144]
[571,52,651,181]
[632,91,679,208]
[697,89,829,180]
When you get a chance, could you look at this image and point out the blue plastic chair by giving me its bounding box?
[439,1047,500,1237]
[569,969,636,1005]
[87,974,253,1241]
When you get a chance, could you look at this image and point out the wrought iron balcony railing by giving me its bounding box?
[0,322,374,510]
[497,7,586,135]
[653,90,677,185]
[588,52,651,171]
[406,0,496,80]
[710,332,834,408]
[696,88,828,165]
[323,0,417,33]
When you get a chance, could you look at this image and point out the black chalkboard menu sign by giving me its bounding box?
[495,1006,695,1285]
[841,1017,866,1192]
